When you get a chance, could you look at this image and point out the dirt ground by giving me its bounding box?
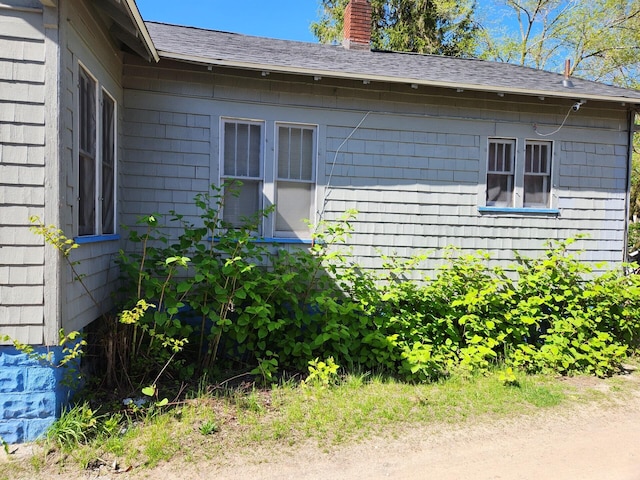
[5,375,640,480]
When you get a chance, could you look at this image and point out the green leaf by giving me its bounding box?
[142,385,156,397]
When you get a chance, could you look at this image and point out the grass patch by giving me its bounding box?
[5,369,633,479]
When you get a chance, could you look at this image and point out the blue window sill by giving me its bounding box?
[211,237,312,245]
[478,207,560,215]
[74,234,121,244]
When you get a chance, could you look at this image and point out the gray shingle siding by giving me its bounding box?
[0,6,47,343]
[122,53,632,272]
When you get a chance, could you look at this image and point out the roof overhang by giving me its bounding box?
[157,50,640,106]
[93,0,159,62]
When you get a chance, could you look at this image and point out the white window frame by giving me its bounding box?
[523,140,552,208]
[273,122,317,238]
[219,117,265,232]
[482,137,555,210]
[219,118,318,239]
[486,138,516,208]
[76,63,117,237]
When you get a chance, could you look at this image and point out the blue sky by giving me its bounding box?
[136,0,321,42]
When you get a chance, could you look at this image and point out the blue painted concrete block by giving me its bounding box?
[0,420,24,445]
[0,368,24,393]
[0,345,77,444]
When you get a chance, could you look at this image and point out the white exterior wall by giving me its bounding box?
[122,57,632,273]
[0,2,50,344]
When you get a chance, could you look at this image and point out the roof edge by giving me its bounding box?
[157,50,639,106]
[124,0,159,62]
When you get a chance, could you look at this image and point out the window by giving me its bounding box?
[78,68,96,235]
[221,120,263,229]
[524,141,551,208]
[484,138,553,210]
[77,65,116,236]
[220,119,317,238]
[486,139,515,207]
[275,124,315,237]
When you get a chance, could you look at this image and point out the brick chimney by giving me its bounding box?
[342,0,372,50]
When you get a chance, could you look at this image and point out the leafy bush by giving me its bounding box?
[114,185,640,384]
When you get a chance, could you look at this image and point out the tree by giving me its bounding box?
[477,0,640,87]
[311,0,479,56]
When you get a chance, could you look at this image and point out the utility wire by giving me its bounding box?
[316,111,372,225]
[533,104,576,137]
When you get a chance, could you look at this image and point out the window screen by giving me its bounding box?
[78,68,96,236]
[222,121,263,227]
[486,139,515,207]
[102,92,115,234]
[524,141,551,208]
[276,125,315,235]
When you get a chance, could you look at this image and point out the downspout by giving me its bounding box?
[624,108,637,262]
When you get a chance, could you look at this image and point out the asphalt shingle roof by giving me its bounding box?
[145,21,640,104]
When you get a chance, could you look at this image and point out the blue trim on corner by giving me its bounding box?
[74,234,121,244]
[478,207,560,215]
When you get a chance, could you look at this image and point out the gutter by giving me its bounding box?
[157,50,640,106]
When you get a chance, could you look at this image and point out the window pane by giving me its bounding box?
[276,181,312,235]
[277,126,314,181]
[524,142,551,207]
[223,122,261,178]
[236,123,249,176]
[223,122,236,176]
[222,180,261,229]
[486,174,513,207]
[78,67,96,236]
[249,124,261,177]
[79,69,96,157]
[79,154,95,235]
[289,128,302,179]
[487,139,514,207]
[488,141,513,173]
[102,94,115,234]
[278,127,290,178]
[524,175,550,207]
[301,129,313,180]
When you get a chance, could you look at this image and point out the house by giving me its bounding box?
[2,0,640,442]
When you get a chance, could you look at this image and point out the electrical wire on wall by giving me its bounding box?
[316,111,372,230]
[533,101,585,137]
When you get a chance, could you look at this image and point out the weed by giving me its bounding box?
[304,357,340,387]
[199,420,219,435]
[45,402,99,450]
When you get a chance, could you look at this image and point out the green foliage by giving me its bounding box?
[1,329,87,389]
[304,357,340,387]
[45,402,118,451]
[114,185,640,385]
[478,0,640,86]
[312,0,478,56]
[198,419,219,436]
[629,221,640,253]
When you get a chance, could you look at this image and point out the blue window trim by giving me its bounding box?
[211,237,313,245]
[74,234,121,244]
[478,207,560,215]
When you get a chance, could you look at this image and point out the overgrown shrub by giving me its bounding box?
[114,185,640,385]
